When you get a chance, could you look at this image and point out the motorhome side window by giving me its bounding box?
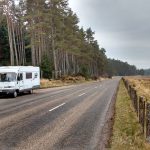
[26,73,32,79]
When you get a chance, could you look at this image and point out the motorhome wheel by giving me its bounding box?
[13,91,17,98]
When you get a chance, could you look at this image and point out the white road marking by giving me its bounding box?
[95,86,98,88]
[78,93,86,97]
[49,103,66,112]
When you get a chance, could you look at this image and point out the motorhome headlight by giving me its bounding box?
[4,86,15,88]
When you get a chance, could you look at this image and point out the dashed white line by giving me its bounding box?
[78,93,86,97]
[49,103,66,112]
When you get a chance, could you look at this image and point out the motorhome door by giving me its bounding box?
[18,73,24,91]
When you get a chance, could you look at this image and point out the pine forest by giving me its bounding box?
[0,0,144,78]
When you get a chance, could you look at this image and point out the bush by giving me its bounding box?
[91,76,98,80]
[79,66,90,80]
[40,55,52,79]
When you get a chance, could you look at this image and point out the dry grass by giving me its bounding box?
[40,76,108,88]
[40,76,87,88]
[125,76,150,100]
[111,80,150,150]
[40,79,67,88]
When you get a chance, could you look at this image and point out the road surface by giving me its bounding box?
[0,78,120,150]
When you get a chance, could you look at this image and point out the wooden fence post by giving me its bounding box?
[137,96,140,122]
[144,99,147,139]
[134,89,138,113]
[146,102,150,141]
[139,96,145,134]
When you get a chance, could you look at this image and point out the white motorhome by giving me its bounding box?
[0,66,40,97]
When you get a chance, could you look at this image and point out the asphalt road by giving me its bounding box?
[0,78,120,150]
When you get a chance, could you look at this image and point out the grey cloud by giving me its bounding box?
[69,0,150,69]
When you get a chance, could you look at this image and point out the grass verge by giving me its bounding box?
[111,80,150,150]
[40,76,107,88]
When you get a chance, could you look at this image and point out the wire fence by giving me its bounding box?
[122,78,150,141]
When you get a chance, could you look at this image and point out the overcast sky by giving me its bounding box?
[69,0,150,69]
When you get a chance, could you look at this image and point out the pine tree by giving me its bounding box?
[0,0,112,78]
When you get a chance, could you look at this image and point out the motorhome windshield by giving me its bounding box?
[0,73,16,82]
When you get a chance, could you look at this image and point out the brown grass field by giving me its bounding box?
[125,76,150,100]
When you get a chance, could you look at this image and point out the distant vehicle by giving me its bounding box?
[0,66,40,98]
